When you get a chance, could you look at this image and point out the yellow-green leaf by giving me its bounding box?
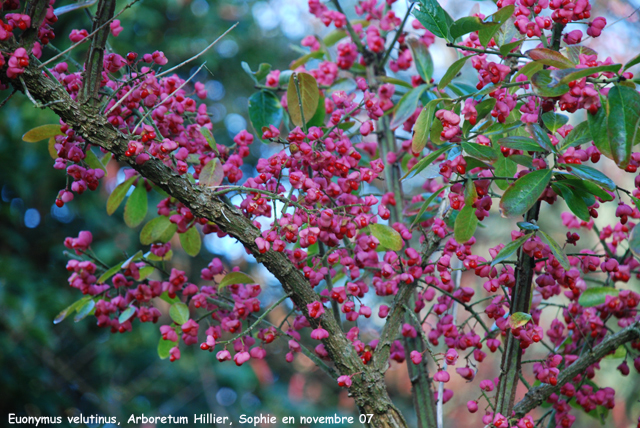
[22,124,63,142]
[179,226,201,257]
[369,223,403,251]
[169,302,190,325]
[158,338,174,359]
[74,299,95,322]
[509,312,531,329]
[200,127,219,155]
[578,287,619,308]
[287,72,319,127]
[140,216,177,245]
[219,271,256,289]
[53,296,92,324]
[107,176,136,215]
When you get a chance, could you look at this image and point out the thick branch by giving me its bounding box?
[2,39,407,428]
[513,321,640,418]
[79,0,116,105]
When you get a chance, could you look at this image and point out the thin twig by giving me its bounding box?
[155,23,239,79]
[38,0,142,69]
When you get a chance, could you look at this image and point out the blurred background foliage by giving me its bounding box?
[1,0,640,427]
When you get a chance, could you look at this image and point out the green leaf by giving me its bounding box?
[145,250,173,261]
[200,127,219,155]
[553,182,590,222]
[559,120,592,150]
[97,263,122,284]
[241,62,272,83]
[84,148,107,174]
[140,216,177,245]
[558,178,613,202]
[323,29,347,47]
[629,221,640,257]
[526,48,574,69]
[307,94,326,128]
[370,223,403,251]
[529,123,555,152]
[493,153,517,191]
[413,0,454,42]
[499,169,552,217]
[605,345,627,359]
[541,112,569,134]
[118,306,136,324]
[509,312,532,329]
[517,222,539,231]
[169,302,190,325]
[462,142,497,161]
[287,72,320,128]
[454,205,477,243]
[159,292,180,305]
[289,50,324,70]
[408,38,434,82]
[538,229,570,270]
[578,287,619,308]
[73,299,95,323]
[429,118,445,146]
[22,124,64,142]
[624,52,640,71]
[589,100,612,160]
[567,164,615,191]
[124,184,148,228]
[53,296,92,324]
[412,98,442,152]
[607,85,640,168]
[500,39,524,57]
[438,56,472,91]
[478,6,515,47]
[138,266,155,281]
[248,90,283,141]
[514,61,544,81]
[464,179,477,206]
[403,145,452,180]
[531,69,571,98]
[158,338,174,359]
[412,107,430,153]
[391,84,429,128]
[199,158,223,188]
[378,76,413,89]
[509,155,534,169]
[491,233,532,267]
[449,16,490,40]
[219,271,256,289]
[553,64,621,86]
[410,187,447,229]
[179,226,201,257]
[107,176,136,215]
[498,136,545,152]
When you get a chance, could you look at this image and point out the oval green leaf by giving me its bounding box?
[538,229,570,270]
[509,312,532,329]
[124,184,148,228]
[219,271,257,289]
[74,299,95,323]
[370,223,403,251]
[158,338,174,359]
[107,176,136,216]
[578,287,619,308]
[454,205,477,244]
[140,216,177,245]
[499,169,552,217]
[179,226,201,257]
[491,233,532,267]
[118,306,136,324]
[391,84,429,128]
[169,302,190,325]
[248,90,283,142]
[53,296,92,324]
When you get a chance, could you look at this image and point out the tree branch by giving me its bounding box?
[1,36,407,427]
[79,0,116,105]
[512,321,640,418]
